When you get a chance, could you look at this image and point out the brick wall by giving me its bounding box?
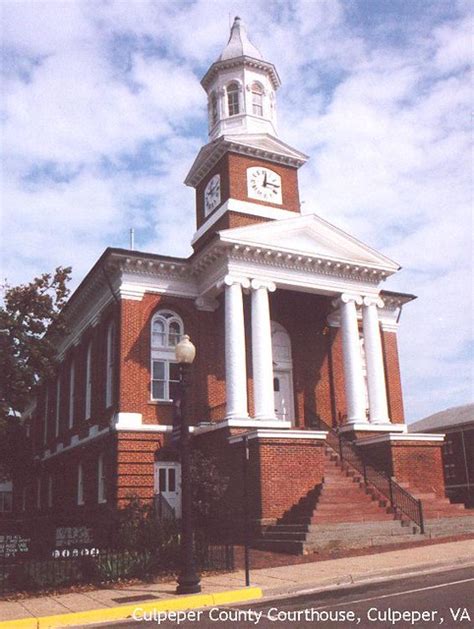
[358,439,446,495]
[381,330,405,423]
[195,152,301,230]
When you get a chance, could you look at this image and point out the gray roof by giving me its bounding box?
[219,16,263,61]
[408,403,474,432]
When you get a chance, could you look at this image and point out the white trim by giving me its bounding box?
[356,433,446,446]
[77,462,84,506]
[339,423,407,433]
[42,427,110,461]
[194,418,292,435]
[191,198,297,245]
[228,429,327,444]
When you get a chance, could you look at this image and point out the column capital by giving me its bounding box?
[221,275,250,289]
[250,278,276,292]
[332,293,363,308]
[363,296,384,308]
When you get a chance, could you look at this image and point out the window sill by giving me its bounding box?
[148,401,173,406]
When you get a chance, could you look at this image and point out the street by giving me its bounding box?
[82,566,474,629]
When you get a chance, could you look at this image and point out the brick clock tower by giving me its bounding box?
[185,17,308,250]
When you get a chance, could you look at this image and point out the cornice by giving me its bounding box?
[201,56,281,91]
[185,136,307,188]
[210,241,390,284]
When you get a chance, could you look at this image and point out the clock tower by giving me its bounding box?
[185,17,308,251]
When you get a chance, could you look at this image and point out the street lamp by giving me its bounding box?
[175,335,201,595]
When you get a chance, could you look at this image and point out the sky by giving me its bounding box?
[1,0,472,422]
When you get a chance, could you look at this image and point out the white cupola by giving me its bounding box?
[201,17,281,141]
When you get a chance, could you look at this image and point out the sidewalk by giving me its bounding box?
[1,538,473,626]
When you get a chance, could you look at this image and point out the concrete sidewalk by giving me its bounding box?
[1,538,473,625]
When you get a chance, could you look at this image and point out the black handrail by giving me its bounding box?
[307,409,424,534]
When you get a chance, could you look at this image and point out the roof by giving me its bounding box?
[408,403,474,432]
[219,16,263,61]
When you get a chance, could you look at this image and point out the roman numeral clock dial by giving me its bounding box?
[247,167,282,204]
[204,174,221,216]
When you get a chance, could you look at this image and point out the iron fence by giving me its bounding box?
[307,409,424,533]
[0,535,234,597]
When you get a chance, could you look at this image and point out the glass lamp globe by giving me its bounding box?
[175,335,196,364]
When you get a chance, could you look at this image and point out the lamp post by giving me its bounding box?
[175,335,201,595]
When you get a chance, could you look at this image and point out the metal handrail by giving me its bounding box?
[306,409,424,533]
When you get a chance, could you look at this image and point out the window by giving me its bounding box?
[47,474,53,508]
[98,454,106,504]
[68,361,75,429]
[55,376,61,438]
[151,311,183,401]
[106,322,115,408]
[0,492,12,513]
[43,388,49,445]
[227,82,240,116]
[210,92,218,126]
[251,82,264,116]
[85,341,92,420]
[77,463,84,505]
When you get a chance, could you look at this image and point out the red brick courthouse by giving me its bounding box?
[19,18,473,551]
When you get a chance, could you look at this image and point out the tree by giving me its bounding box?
[0,267,71,478]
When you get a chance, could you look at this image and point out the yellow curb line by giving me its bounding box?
[0,587,263,629]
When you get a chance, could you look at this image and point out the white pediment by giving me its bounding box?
[218,213,400,271]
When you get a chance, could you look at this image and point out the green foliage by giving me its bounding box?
[190,449,229,529]
[0,267,71,478]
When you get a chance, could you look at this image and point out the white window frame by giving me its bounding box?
[227,82,240,116]
[43,388,49,445]
[106,322,115,408]
[77,463,84,506]
[251,82,264,116]
[55,375,61,438]
[85,341,92,420]
[98,454,107,504]
[68,361,75,429]
[150,311,183,402]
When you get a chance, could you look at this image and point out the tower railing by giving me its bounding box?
[306,409,424,534]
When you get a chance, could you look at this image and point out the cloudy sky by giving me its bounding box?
[1,0,472,422]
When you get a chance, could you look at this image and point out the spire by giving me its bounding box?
[218,16,263,61]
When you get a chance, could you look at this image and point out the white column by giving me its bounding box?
[338,294,367,424]
[251,279,277,421]
[362,297,391,424]
[224,276,250,420]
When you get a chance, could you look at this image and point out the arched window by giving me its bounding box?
[105,322,115,408]
[210,92,218,126]
[251,82,264,116]
[151,310,184,401]
[85,341,92,420]
[227,82,240,116]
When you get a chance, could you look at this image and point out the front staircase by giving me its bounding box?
[255,446,474,554]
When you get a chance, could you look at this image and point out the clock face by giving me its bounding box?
[204,174,221,216]
[247,167,282,204]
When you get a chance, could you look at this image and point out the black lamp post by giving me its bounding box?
[175,335,201,595]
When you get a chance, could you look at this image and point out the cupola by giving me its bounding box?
[201,17,281,140]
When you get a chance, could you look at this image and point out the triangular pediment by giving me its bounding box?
[184,134,308,187]
[218,214,400,271]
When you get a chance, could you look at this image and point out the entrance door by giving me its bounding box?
[273,370,293,422]
[154,462,181,518]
